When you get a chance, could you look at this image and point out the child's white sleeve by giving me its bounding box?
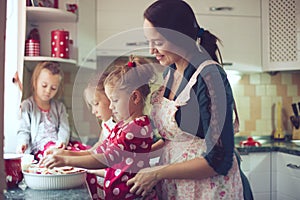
[56,102,70,145]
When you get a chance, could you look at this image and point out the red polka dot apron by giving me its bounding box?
[150,60,243,200]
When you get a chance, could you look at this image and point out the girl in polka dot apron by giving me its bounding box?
[42,56,158,200]
[149,60,243,200]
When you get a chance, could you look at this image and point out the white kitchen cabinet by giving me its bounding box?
[77,0,97,69]
[96,0,155,56]
[272,152,300,200]
[240,152,271,200]
[186,0,262,73]
[262,0,300,71]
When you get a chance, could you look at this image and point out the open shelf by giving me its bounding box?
[24,56,78,72]
[26,7,77,22]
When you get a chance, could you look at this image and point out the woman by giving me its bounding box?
[126,1,244,199]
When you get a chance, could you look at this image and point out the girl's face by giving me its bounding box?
[35,68,61,104]
[105,85,132,122]
[86,88,112,122]
[143,19,182,66]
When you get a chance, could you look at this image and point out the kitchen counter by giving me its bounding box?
[235,135,300,156]
[4,183,92,200]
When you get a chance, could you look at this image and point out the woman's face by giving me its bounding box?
[86,88,112,122]
[105,85,131,122]
[35,68,61,104]
[143,19,182,66]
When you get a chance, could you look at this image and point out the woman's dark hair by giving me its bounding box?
[144,0,221,63]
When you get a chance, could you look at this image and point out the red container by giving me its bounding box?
[51,30,69,59]
[4,154,23,189]
[25,39,40,56]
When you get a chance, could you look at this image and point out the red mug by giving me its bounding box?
[4,154,23,189]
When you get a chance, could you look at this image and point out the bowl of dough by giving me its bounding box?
[22,164,87,190]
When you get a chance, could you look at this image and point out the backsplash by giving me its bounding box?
[231,71,300,137]
[41,64,300,141]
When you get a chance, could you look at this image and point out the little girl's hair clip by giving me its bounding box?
[127,55,136,67]
[127,61,136,68]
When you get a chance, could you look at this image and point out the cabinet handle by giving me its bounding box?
[286,163,300,169]
[223,62,233,66]
[209,7,233,12]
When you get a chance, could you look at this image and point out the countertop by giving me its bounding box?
[235,135,300,156]
[4,183,92,200]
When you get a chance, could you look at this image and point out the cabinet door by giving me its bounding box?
[186,0,261,17]
[77,0,96,69]
[275,152,300,200]
[195,15,262,73]
[4,0,26,153]
[240,152,271,200]
[262,0,300,71]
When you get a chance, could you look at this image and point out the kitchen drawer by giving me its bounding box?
[276,152,300,178]
[275,152,300,200]
[185,0,261,17]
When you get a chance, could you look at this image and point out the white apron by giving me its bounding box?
[150,60,243,200]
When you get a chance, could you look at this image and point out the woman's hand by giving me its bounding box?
[39,155,67,169]
[127,165,164,197]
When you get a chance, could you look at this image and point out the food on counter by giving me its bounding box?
[23,164,85,175]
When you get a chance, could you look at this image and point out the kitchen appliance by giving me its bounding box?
[51,30,70,59]
[4,154,23,189]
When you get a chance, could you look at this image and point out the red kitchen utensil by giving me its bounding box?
[51,30,70,59]
[239,137,261,147]
[25,39,40,56]
[4,154,23,189]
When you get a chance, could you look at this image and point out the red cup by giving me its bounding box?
[51,30,70,59]
[4,154,23,189]
[25,39,40,56]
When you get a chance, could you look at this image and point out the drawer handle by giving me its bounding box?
[286,163,300,169]
[209,7,233,12]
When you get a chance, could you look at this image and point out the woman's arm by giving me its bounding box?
[127,157,217,196]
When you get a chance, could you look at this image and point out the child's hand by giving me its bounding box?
[39,155,66,169]
[44,146,65,156]
[56,142,66,149]
[87,169,105,177]
[16,144,28,154]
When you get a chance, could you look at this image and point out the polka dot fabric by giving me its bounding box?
[95,115,153,200]
[51,30,69,59]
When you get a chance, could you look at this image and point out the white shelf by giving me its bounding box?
[24,56,78,72]
[26,7,77,22]
[24,56,77,64]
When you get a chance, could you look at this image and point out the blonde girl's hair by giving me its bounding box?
[83,69,111,109]
[104,55,155,105]
[31,61,64,99]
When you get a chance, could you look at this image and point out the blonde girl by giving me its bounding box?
[42,56,156,200]
[16,61,69,161]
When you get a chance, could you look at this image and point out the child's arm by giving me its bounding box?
[16,100,33,153]
[41,153,108,169]
[87,169,106,177]
[55,101,70,146]
[44,146,91,157]
[151,139,164,152]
